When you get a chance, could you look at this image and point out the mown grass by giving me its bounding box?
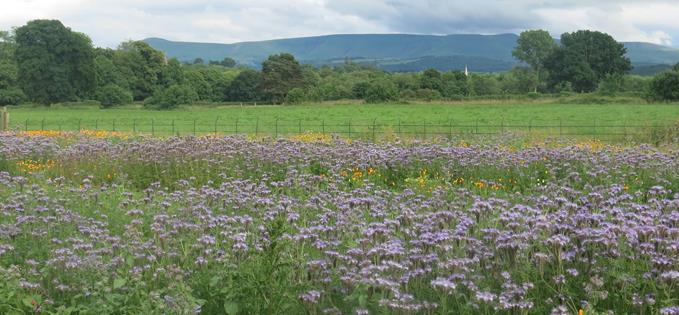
[6,101,679,139]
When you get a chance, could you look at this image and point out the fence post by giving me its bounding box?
[112,119,116,132]
[348,120,352,138]
[193,119,196,136]
[372,119,377,142]
[321,120,325,135]
[275,118,279,138]
[559,118,562,137]
[133,119,136,133]
[500,118,504,134]
[475,119,479,134]
[214,118,219,134]
[593,118,597,136]
[1,107,9,131]
[151,119,155,136]
[78,119,82,132]
[171,119,175,134]
[41,118,45,131]
[529,119,532,132]
[449,120,453,139]
[298,119,302,134]
[25,119,28,132]
[235,118,239,134]
[397,119,401,138]
[255,117,259,136]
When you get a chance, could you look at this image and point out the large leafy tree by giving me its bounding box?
[14,20,95,104]
[512,30,557,92]
[260,53,304,103]
[227,69,262,102]
[114,40,165,100]
[0,30,25,105]
[545,30,631,92]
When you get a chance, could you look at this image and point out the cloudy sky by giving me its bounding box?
[2,0,679,48]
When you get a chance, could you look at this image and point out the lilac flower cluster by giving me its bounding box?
[0,133,678,313]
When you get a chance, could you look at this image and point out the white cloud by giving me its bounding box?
[0,0,678,47]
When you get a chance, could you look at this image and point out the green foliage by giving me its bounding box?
[365,78,399,103]
[512,30,558,92]
[114,41,165,100]
[0,87,26,105]
[420,68,444,93]
[94,84,133,108]
[14,20,96,105]
[647,70,679,101]
[261,53,305,103]
[208,57,236,67]
[227,69,261,102]
[546,30,632,92]
[285,87,306,104]
[145,84,198,109]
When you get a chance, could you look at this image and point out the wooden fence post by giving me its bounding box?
[255,117,259,136]
[275,119,279,138]
[0,107,8,131]
[372,119,377,142]
[397,119,401,138]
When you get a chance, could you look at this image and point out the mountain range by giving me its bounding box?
[144,34,679,75]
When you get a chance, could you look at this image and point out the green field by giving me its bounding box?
[6,102,679,140]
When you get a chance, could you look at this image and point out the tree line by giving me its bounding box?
[1,19,679,108]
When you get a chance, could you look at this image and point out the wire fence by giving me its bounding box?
[7,117,679,142]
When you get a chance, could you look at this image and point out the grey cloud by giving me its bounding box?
[1,0,678,47]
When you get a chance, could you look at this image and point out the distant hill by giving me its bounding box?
[144,34,679,74]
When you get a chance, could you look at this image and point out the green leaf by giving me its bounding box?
[209,276,221,287]
[21,296,35,308]
[224,301,239,315]
[113,278,126,289]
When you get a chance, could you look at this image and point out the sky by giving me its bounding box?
[2,0,679,48]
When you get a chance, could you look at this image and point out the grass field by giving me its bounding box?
[5,102,679,140]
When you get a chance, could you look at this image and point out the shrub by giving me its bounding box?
[364,78,398,103]
[94,84,133,108]
[647,71,679,102]
[145,84,198,110]
[415,88,442,101]
[0,87,26,106]
[285,88,306,104]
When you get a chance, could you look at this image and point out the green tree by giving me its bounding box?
[15,20,95,104]
[441,71,470,98]
[94,84,133,108]
[94,48,127,89]
[0,30,25,105]
[114,41,165,100]
[420,68,444,93]
[227,69,262,102]
[545,30,631,92]
[365,78,398,103]
[145,84,198,109]
[512,30,557,92]
[285,88,306,104]
[260,53,304,103]
[647,70,679,101]
[158,58,185,87]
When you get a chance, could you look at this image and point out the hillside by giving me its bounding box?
[144,34,679,74]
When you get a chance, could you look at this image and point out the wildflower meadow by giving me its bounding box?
[0,131,678,314]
